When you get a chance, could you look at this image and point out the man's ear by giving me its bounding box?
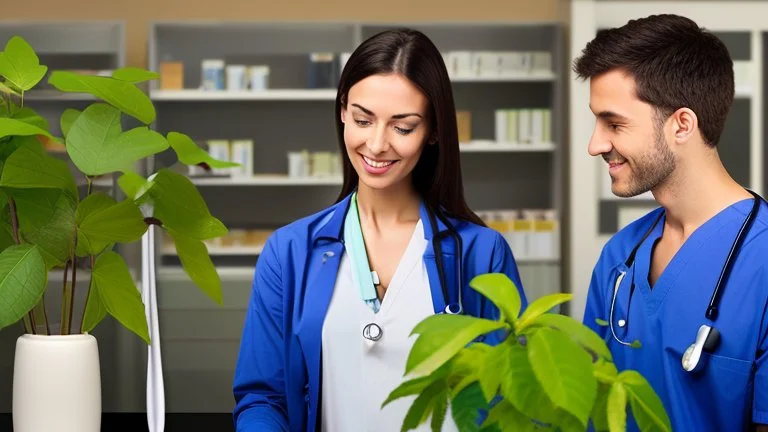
[671,107,698,143]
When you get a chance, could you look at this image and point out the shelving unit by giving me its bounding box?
[148,20,565,413]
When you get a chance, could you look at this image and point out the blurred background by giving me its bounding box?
[0,0,764,430]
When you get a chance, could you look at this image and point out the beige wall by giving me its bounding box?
[5,0,569,67]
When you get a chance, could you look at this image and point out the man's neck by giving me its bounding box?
[653,150,751,239]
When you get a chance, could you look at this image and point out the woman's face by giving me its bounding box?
[341,73,431,193]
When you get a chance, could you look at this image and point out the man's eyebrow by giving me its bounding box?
[351,103,423,120]
[594,110,630,122]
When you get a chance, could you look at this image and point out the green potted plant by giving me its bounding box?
[385,273,672,432]
[0,36,236,432]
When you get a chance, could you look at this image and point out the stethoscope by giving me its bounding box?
[609,190,763,372]
[362,204,464,342]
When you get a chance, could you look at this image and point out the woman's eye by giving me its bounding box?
[609,124,621,131]
[354,119,370,127]
[395,127,414,135]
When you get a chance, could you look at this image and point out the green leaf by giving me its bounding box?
[529,313,613,361]
[147,169,227,240]
[13,107,48,130]
[480,400,537,432]
[592,383,611,432]
[0,136,77,196]
[593,359,619,383]
[76,193,147,257]
[516,293,573,330]
[595,318,609,327]
[91,251,149,343]
[0,245,47,329]
[0,80,21,97]
[0,117,53,140]
[431,390,448,432]
[608,382,628,432]
[401,380,447,432]
[112,67,159,83]
[406,314,506,377]
[527,327,597,427]
[448,344,489,397]
[66,103,168,176]
[384,364,450,408]
[81,279,106,333]
[0,36,48,91]
[500,342,558,423]
[60,108,81,138]
[167,132,240,168]
[167,230,222,304]
[477,339,510,402]
[451,382,486,432]
[469,273,521,323]
[11,188,77,268]
[619,371,671,432]
[48,71,156,124]
[117,170,153,202]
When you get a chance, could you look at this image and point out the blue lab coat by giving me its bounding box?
[232,192,527,432]
[584,199,768,431]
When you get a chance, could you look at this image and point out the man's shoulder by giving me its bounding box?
[599,206,665,263]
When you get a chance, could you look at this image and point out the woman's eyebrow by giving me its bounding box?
[351,103,423,120]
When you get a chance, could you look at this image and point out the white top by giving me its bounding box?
[321,220,459,432]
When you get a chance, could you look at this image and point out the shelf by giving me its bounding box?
[162,244,264,256]
[450,71,556,82]
[190,175,342,186]
[150,89,337,101]
[460,142,556,152]
[23,90,97,101]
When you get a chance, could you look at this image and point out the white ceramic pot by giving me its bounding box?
[12,333,101,432]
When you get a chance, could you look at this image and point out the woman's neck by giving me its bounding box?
[355,181,421,232]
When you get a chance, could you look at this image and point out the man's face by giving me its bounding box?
[587,70,676,198]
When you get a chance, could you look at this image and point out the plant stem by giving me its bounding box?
[79,255,96,334]
[8,198,20,245]
[87,177,93,196]
[66,254,78,335]
[61,260,71,335]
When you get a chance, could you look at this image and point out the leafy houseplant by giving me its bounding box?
[385,274,672,432]
[0,35,235,430]
[0,35,232,338]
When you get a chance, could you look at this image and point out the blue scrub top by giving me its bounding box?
[584,198,768,430]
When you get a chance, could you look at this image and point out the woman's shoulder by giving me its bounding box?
[265,197,351,252]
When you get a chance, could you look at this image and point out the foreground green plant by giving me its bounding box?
[0,36,236,342]
[385,273,671,432]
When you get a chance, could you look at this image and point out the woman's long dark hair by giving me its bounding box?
[334,28,485,227]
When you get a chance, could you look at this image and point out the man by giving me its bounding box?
[575,14,768,431]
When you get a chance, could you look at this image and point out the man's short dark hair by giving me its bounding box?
[573,14,734,147]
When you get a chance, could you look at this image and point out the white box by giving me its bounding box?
[506,110,519,144]
[530,109,544,144]
[495,110,508,143]
[230,139,253,178]
[518,109,532,144]
[448,51,473,78]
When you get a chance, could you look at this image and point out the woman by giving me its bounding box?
[232,28,527,432]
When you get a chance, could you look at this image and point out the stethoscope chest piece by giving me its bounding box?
[681,324,721,372]
[362,322,383,342]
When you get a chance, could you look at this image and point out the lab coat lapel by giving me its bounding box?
[419,202,459,314]
[296,194,350,431]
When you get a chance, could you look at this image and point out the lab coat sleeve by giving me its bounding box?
[753,269,768,425]
[491,231,528,314]
[582,248,610,340]
[232,232,290,431]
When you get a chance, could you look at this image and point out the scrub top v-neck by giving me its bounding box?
[320,219,459,432]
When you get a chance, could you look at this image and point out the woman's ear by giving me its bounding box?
[340,106,346,124]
